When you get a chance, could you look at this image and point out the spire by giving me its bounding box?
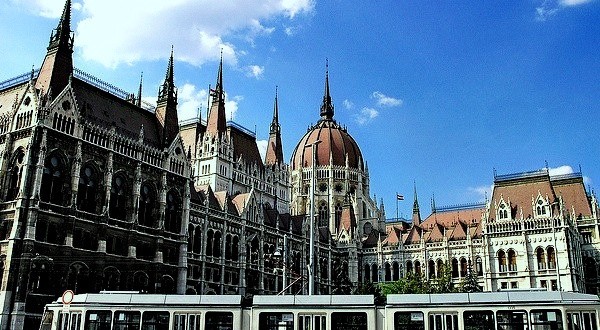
[206,52,227,135]
[412,182,421,226]
[265,86,284,165]
[319,59,334,120]
[35,0,74,96]
[431,194,437,214]
[155,47,179,147]
[136,72,143,107]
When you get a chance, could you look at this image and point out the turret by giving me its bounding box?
[206,54,227,135]
[35,0,74,96]
[155,48,179,147]
[265,87,284,165]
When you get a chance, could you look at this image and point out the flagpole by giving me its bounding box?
[396,192,399,220]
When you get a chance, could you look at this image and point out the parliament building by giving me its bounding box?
[0,1,598,329]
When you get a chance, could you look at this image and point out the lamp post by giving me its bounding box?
[273,234,289,295]
[308,140,321,295]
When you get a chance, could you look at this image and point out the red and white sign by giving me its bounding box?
[61,290,74,305]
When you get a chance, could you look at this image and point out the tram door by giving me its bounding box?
[57,311,82,330]
[429,313,459,330]
[298,314,326,330]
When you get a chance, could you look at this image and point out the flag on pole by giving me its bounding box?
[397,194,404,200]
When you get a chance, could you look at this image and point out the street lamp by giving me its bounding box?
[308,140,321,295]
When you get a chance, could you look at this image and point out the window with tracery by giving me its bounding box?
[547,246,556,269]
[40,155,66,204]
[498,250,507,272]
[335,203,342,229]
[138,183,155,227]
[318,201,328,226]
[508,249,517,272]
[537,247,546,269]
[77,164,98,213]
[109,175,127,220]
[5,150,25,200]
[164,190,182,233]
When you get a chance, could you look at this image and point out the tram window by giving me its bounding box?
[189,314,202,330]
[429,313,458,330]
[583,312,598,330]
[70,313,82,330]
[394,312,425,330]
[85,310,112,330]
[577,312,599,330]
[331,312,368,330]
[40,310,54,330]
[205,311,234,330]
[531,310,562,330]
[464,311,495,330]
[298,314,327,330]
[142,311,169,330]
[497,310,528,330]
[114,311,141,330]
[259,312,294,330]
[173,314,186,330]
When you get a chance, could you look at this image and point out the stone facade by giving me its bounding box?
[0,1,599,329]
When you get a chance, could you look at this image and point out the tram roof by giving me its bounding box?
[386,291,600,305]
[252,295,374,306]
[56,293,243,306]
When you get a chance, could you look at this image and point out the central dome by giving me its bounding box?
[291,119,364,170]
[290,68,364,171]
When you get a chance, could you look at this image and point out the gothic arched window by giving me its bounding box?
[384,263,391,282]
[428,260,436,278]
[460,258,468,277]
[371,264,378,282]
[536,247,546,269]
[40,154,66,205]
[67,262,89,294]
[476,257,483,276]
[414,260,421,275]
[334,202,343,229]
[164,190,182,233]
[138,183,156,227]
[406,260,413,274]
[364,264,370,282]
[77,164,98,213]
[232,236,239,261]
[547,246,556,269]
[5,150,25,200]
[318,201,328,226]
[109,174,127,220]
[508,249,517,272]
[102,267,121,291]
[451,258,459,278]
[393,262,400,281]
[498,250,507,273]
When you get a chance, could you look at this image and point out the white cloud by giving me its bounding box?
[178,83,208,121]
[547,165,574,176]
[560,0,593,6]
[468,185,494,202]
[225,94,243,120]
[343,99,354,109]
[257,139,268,161]
[245,65,265,79]
[355,107,379,125]
[17,0,314,68]
[371,91,403,107]
[536,0,593,21]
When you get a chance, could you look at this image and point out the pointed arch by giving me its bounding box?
[164,189,182,233]
[40,152,68,204]
[460,258,468,277]
[109,172,128,220]
[547,246,556,269]
[451,258,459,278]
[393,262,400,281]
[536,247,546,269]
[5,148,25,200]
[498,250,507,273]
[138,182,156,227]
[77,162,100,213]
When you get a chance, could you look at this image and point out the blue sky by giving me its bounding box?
[1,0,598,219]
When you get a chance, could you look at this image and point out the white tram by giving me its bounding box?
[385,291,599,330]
[38,291,600,330]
